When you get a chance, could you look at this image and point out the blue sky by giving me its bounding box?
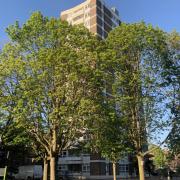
[0,0,180,48]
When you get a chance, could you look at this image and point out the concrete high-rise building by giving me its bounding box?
[58,2,136,179]
[60,0,121,39]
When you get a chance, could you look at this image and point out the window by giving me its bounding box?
[82,163,90,172]
[85,21,90,26]
[97,16,103,26]
[73,14,83,21]
[69,164,82,173]
[59,165,66,171]
[60,151,67,157]
[85,13,89,18]
[106,163,109,172]
[119,164,129,173]
[97,0,102,9]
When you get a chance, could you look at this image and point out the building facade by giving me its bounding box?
[60,0,121,39]
[59,1,134,179]
[57,150,134,180]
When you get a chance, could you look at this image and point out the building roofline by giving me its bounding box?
[61,0,90,15]
[61,0,120,20]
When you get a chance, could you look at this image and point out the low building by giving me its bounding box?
[57,150,135,179]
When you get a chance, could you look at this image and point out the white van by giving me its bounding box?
[13,165,42,180]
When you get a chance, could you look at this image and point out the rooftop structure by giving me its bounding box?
[60,0,121,39]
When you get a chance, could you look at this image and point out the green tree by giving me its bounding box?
[165,31,180,155]
[149,144,167,169]
[105,22,170,180]
[98,112,131,180]
[0,12,104,180]
[93,60,132,180]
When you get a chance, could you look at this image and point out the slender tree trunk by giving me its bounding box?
[50,127,57,180]
[50,156,56,180]
[137,155,145,180]
[43,158,48,180]
[113,162,117,180]
[167,168,171,180]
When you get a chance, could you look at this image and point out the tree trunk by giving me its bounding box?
[50,127,57,180]
[112,162,117,180]
[50,156,56,180]
[43,158,48,180]
[137,155,145,180]
[167,169,171,180]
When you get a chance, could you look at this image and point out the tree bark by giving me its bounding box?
[43,158,48,180]
[49,127,57,180]
[50,156,56,180]
[137,155,145,180]
[113,162,117,180]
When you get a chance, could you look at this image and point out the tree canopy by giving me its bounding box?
[103,22,171,180]
[0,13,179,180]
[0,12,104,180]
[166,31,180,155]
